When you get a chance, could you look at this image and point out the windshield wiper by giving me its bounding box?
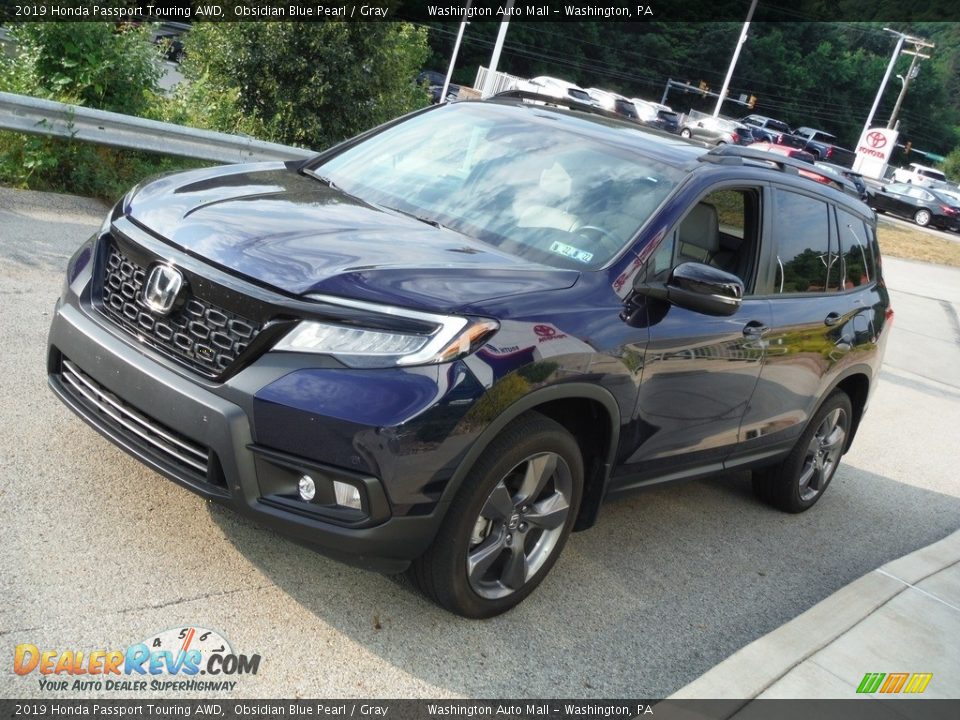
[304,169,338,189]
[304,169,447,231]
[380,204,446,231]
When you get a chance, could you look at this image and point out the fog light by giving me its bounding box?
[333,480,362,510]
[298,475,316,502]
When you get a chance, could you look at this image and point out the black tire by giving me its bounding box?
[680,128,692,138]
[914,209,932,227]
[409,412,583,618]
[752,391,852,513]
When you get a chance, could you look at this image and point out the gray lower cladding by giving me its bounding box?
[46,298,444,573]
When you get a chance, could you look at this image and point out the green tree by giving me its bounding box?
[172,22,431,149]
[942,147,960,182]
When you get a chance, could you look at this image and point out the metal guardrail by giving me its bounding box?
[0,91,315,164]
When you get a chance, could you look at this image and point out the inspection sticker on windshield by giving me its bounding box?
[549,241,593,264]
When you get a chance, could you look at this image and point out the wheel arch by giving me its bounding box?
[823,367,872,451]
[441,383,621,533]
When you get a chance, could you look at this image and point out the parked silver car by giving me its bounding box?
[680,112,748,145]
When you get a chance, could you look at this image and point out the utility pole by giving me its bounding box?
[712,0,758,117]
[440,0,472,104]
[481,0,515,98]
[886,39,934,129]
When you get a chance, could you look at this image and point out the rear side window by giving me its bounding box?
[773,189,837,293]
[836,210,876,289]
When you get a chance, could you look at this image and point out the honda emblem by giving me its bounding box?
[142,264,184,315]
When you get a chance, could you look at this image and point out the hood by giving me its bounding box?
[124,163,579,312]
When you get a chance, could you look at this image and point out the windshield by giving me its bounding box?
[311,103,684,270]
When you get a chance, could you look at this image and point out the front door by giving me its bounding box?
[611,185,770,490]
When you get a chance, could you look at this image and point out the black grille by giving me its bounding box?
[99,240,262,378]
[58,357,224,490]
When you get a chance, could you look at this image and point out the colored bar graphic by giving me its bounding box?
[904,673,933,693]
[856,672,885,693]
[880,672,910,693]
[856,672,932,694]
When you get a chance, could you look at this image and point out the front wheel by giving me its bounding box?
[752,391,852,513]
[914,209,932,227]
[409,412,583,617]
[680,128,692,138]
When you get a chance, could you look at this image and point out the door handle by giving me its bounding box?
[824,312,842,327]
[743,321,768,337]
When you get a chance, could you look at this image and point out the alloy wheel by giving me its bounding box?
[466,452,573,599]
[915,209,931,226]
[797,408,847,502]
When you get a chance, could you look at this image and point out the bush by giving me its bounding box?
[0,22,200,199]
[0,22,162,115]
[170,22,432,149]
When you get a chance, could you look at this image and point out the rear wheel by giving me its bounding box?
[914,209,932,227]
[752,391,852,513]
[409,412,583,617]
[680,128,692,138]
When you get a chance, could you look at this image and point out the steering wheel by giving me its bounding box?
[572,224,622,256]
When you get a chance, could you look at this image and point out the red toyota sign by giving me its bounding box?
[866,131,887,149]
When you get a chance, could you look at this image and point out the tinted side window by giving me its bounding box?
[836,210,876,289]
[641,187,760,292]
[773,189,836,293]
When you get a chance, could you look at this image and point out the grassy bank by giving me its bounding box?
[876,221,960,268]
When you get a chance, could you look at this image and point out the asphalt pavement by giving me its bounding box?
[1,186,958,699]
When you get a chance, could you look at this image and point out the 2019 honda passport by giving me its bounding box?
[47,97,891,617]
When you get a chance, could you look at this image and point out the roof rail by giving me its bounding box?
[699,144,860,199]
[490,89,621,120]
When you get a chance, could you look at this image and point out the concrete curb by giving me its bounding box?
[670,528,960,702]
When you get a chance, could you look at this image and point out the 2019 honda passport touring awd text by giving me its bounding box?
[47,98,891,617]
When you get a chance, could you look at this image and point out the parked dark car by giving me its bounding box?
[47,98,891,617]
[152,31,185,63]
[417,70,459,104]
[868,182,960,230]
[816,162,867,202]
[740,114,806,149]
[794,127,857,168]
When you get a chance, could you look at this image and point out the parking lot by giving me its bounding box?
[1,186,959,699]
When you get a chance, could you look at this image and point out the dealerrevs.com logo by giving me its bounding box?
[13,627,261,693]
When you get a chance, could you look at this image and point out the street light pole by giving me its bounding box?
[481,0,515,98]
[440,2,472,105]
[712,0,758,118]
[862,29,906,137]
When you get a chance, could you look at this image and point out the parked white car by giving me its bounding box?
[891,162,947,188]
[585,88,624,112]
[522,76,598,107]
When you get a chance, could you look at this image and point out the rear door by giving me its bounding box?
[742,187,859,448]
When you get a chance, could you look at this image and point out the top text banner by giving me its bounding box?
[1,0,958,23]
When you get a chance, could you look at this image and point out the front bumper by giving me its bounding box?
[47,296,452,575]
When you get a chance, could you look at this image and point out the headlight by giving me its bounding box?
[273,296,498,368]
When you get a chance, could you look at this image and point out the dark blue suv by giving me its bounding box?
[47,98,891,617]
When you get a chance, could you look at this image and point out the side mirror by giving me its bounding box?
[634,262,744,316]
